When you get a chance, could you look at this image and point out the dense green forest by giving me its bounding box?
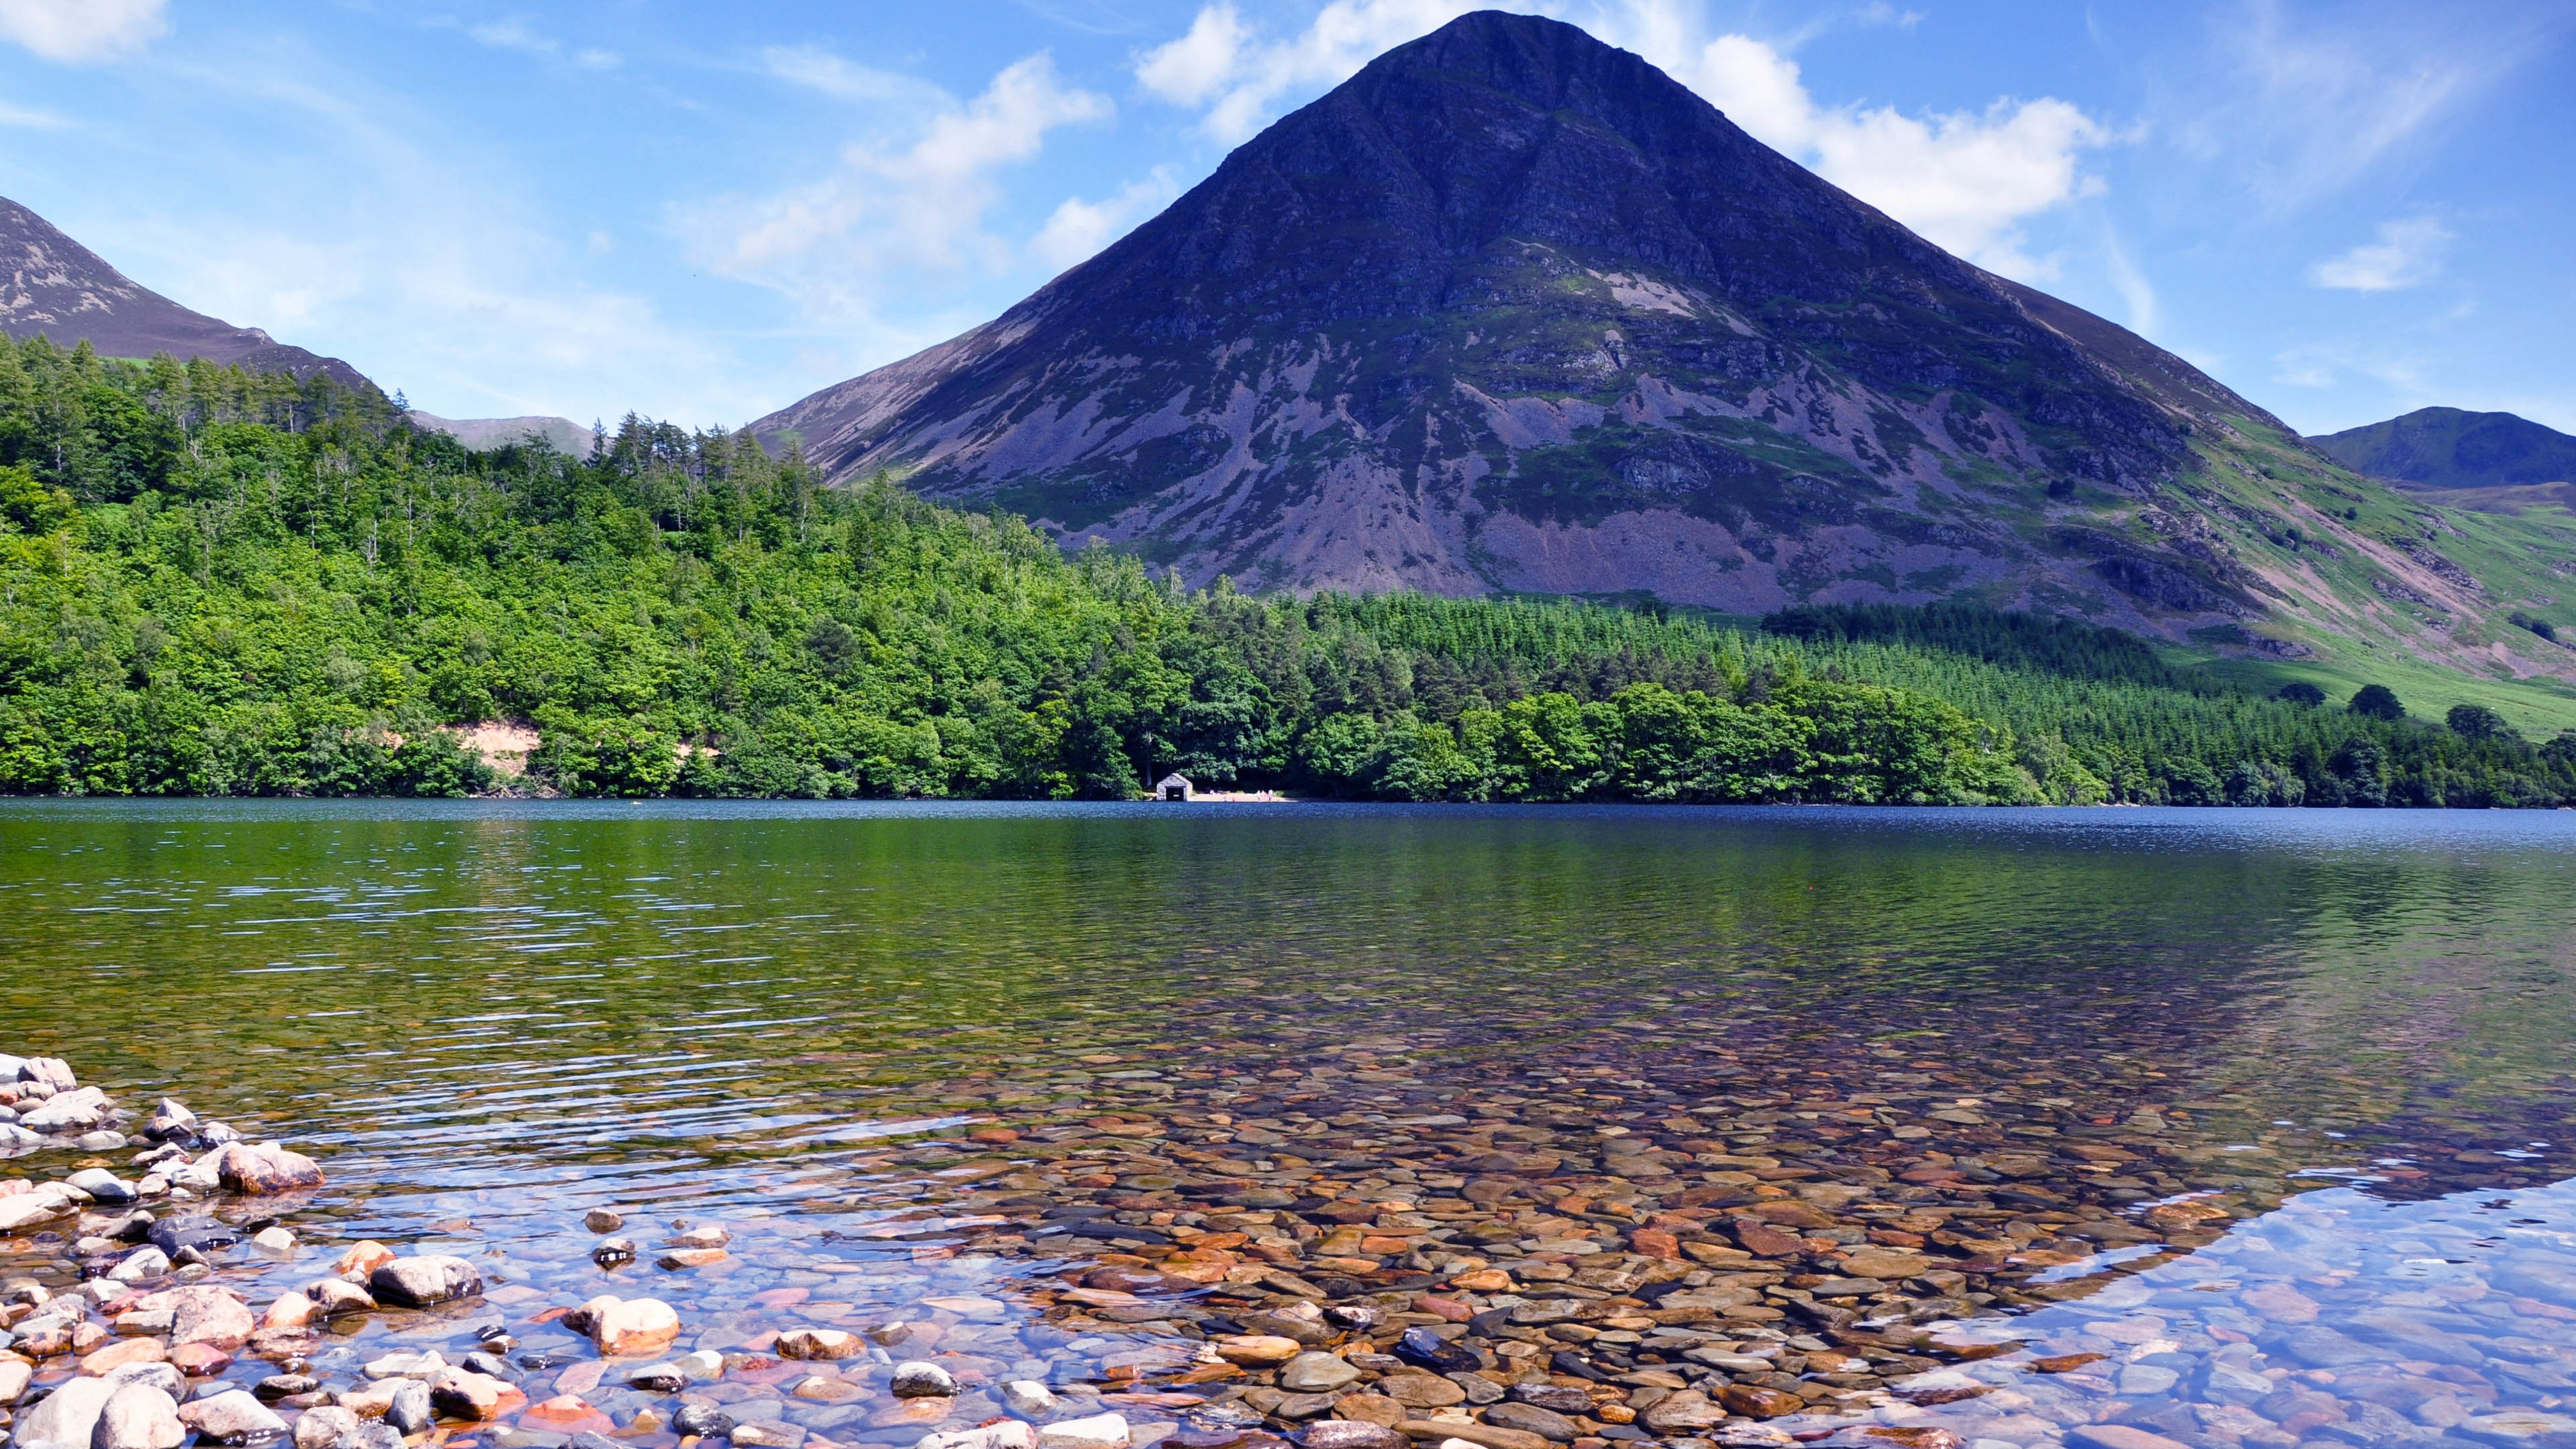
[4,335,2571,805]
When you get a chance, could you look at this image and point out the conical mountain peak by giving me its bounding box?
[757,12,2308,630]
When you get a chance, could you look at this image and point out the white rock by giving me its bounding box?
[361,1349,448,1381]
[21,1086,108,1133]
[291,1407,356,1449]
[101,1363,186,1400]
[1036,1413,1131,1449]
[385,1380,433,1435]
[66,1169,135,1203]
[0,1186,76,1232]
[0,1355,34,1401]
[14,1375,118,1449]
[106,1246,169,1282]
[91,1383,185,1449]
[672,1349,726,1382]
[250,1226,297,1256]
[890,1361,958,1398]
[583,1296,679,1356]
[1001,1381,1060,1418]
[922,1424,1040,1449]
[176,1390,288,1444]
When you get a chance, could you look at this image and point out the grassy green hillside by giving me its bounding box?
[2,335,2570,805]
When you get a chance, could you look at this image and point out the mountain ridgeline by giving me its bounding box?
[0,196,373,390]
[754,9,2542,679]
[2310,407,2576,491]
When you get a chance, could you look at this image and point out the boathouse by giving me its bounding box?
[1155,773,1194,801]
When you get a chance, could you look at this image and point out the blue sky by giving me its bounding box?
[1,0,2568,436]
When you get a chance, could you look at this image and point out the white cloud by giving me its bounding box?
[1032,167,1184,271]
[0,99,67,128]
[0,0,166,62]
[463,19,620,70]
[761,45,948,106]
[1137,0,1487,143]
[689,54,1113,319]
[1135,0,2116,274]
[2310,217,2453,292]
[1134,5,1252,108]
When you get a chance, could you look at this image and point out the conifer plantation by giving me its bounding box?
[4,337,2570,805]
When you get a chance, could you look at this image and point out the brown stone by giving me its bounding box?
[1730,1220,1805,1258]
[777,1328,864,1360]
[1378,1375,1467,1410]
[1213,1335,1302,1366]
[520,1395,615,1433]
[1636,1393,1726,1435]
[1627,1228,1683,1261]
[168,1342,234,1378]
[429,1370,525,1421]
[1717,1385,1804,1419]
[1839,1249,1934,1280]
[79,1336,168,1376]
[1334,1396,1410,1428]
[211,1142,326,1195]
[261,1293,318,1332]
[1397,1422,1547,1449]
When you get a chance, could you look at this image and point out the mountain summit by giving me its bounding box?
[2311,407,2576,491]
[1,196,375,389]
[757,12,2527,652]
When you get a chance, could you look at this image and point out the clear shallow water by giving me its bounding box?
[2,803,2573,1447]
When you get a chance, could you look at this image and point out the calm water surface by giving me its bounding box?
[2,803,2572,1446]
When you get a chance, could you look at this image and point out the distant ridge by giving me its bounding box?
[2310,407,2576,490]
[0,194,375,390]
[409,410,598,456]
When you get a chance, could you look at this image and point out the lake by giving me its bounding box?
[2,802,2572,1449]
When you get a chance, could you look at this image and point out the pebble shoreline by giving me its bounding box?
[4,1050,2574,1449]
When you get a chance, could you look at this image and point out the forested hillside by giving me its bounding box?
[3,336,2570,806]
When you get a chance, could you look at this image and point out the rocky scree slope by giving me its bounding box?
[0,196,374,390]
[756,12,2572,683]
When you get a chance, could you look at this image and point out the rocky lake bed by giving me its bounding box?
[2,805,2574,1449]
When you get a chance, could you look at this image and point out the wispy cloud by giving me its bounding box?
[0,98,68,128]
[1134,0,2119,276]
[117,37,745,424]
[2311,217,2453,292]
[2162,0,2556,211]
[2272,339,2429,392]
[0,0,167,63]
[684,53,1113,324]
[760,45,949,106]
[462,18,620,70]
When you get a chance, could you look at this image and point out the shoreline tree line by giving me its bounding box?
[4,336,2571,805]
